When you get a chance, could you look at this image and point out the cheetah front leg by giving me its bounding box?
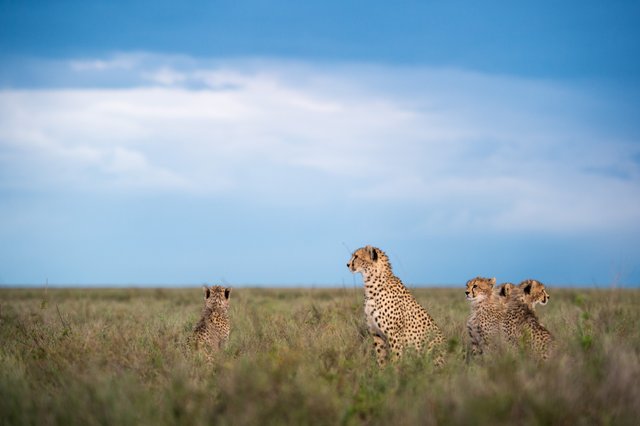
[467,323,486,357]
[388,335,405,364]
[470,337,483,356]
[372,334,389,366]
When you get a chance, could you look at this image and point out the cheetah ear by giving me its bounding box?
[202,286,210,300]
[366,246,378,262]
[522,282,532,295]
[489,277,496,286]
[224,287,231,300]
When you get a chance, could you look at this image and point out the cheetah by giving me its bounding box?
[347,245,444,366]
[192,285,231,357]
[465,276,509,356]
[517,279,550,309]
[502,280,554,360]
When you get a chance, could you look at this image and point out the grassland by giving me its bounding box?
[1,286,639,425]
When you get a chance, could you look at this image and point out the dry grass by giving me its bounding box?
[1,286,639,425]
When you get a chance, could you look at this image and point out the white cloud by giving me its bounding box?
[69,54,143,72]
[0,54,638,233]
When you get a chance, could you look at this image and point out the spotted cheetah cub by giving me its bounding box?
[502,280,554,360]
[465,277,510,356]
[517,279,550,309]
[192,285,231,356]
[347,245,444,366]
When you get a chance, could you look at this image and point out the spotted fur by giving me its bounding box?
[347,245,444,366]
[465,276,509,356]
[192,285,231,357]
[502,280,554,360]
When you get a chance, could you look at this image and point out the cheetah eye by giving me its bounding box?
[472,285,477,289]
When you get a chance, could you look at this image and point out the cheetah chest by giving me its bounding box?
[364,297,385,337]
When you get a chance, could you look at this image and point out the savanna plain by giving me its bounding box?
[1,286,639,425]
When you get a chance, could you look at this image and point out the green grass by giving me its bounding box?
[1,286,639,425]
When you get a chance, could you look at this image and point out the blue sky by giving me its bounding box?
[1,1,639,286]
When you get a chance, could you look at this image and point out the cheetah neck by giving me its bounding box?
[201,305,228,321]
[362,266,398,298]
[470,292,495,308]
[507,293,539,318]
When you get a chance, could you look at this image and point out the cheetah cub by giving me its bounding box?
[192,285,231,356]
[502,280,554,360]
[517,279,550,309]
[347,245,444,366]
[465,277,510,356]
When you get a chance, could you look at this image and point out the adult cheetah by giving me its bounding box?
[502,280,554,360]
[347,245,444,366]
[465,276,510,356]
[192,285,231,357]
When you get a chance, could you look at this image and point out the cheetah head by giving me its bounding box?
[519,279,550,306]
[347,245,386,275]
[498,282,515,298]
[465,277,496,301]
[203,285,231,310]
